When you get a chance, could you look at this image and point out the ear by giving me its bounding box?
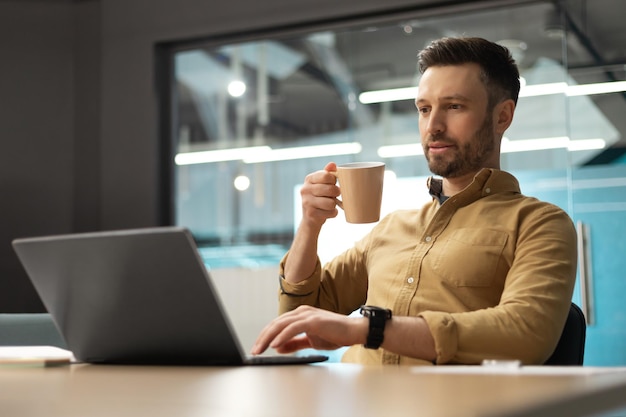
[494,99,515,135]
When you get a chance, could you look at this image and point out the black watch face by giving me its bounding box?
[361,305,391,319]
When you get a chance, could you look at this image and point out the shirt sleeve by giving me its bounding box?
[277,254,322,315]
[277,229,372,316]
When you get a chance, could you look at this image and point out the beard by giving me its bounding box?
[423,114,496,179]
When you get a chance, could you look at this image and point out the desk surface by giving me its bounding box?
[2,363,626,417]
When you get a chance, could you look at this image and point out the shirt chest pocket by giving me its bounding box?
[430,228,508,287]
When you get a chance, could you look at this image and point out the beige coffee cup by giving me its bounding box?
[331,162,385,224]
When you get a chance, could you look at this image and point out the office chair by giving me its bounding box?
[0,313,67,348]
[544,303,586,365]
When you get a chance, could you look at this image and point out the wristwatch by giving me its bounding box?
[359,305,392,349]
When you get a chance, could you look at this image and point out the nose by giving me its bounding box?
[423,108,445,136]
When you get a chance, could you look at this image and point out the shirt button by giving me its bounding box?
[485,188,491,194]
[425,236,432,242]
[407,277,414,284]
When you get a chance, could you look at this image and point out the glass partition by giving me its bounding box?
[167,1,626,364]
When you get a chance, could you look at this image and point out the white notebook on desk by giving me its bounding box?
[0,346,73,367]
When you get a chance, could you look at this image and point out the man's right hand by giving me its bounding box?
[282,162,341,285]
[300,162,342,228]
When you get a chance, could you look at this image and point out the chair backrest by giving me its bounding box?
[544,303,586,365]
[0,313,67,348]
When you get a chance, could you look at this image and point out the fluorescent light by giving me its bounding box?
[360,80,626,104]
[518,82,567,97]
[567,138,606,151]
[501,136,606,153]
[377,136,606,158]
[175,146,271,165]
[377,143,423,158]
[359,87,418,104]
[177,137,605,166]
[175,142,363,165]
[519,81,626,97]
[566,81,626,96]
[244,142,362,163]
[501,136,569,152]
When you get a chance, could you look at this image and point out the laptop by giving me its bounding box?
[12,227,328,366]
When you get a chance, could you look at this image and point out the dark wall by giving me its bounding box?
[0,0,433,311]
[1,2,75,312]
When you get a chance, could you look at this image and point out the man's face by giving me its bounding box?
[415,63,498,179]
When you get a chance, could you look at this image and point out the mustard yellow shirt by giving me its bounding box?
[278,169,578,365]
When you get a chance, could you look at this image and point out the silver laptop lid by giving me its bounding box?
[12,227,247,365]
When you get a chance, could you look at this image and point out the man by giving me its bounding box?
[251,37,578,365]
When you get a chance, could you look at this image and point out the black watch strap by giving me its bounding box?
[360,305,392,350]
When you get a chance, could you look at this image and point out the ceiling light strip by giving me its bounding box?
[376,137,606,158]
[518,82,567,97]
[175,142,363,165]
[359,87,418,104]
[378,143,423,158]
[175,146,271,165]
[243,142,362,164]
[566,81,626,97]
[360,80,626,104]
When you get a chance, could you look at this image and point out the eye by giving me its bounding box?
[417,106,430,115]
[449,103,462,110]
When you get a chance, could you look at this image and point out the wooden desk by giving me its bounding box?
[2,363,626,417]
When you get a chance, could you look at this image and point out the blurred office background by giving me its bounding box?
[2,0,625,365]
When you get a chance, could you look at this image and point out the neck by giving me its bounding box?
[442,167,494,196]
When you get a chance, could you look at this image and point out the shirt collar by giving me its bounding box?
[427,168,521,205]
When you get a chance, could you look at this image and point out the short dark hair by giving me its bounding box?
[417,37,520,108]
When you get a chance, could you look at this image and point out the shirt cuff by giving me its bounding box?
[277,252,322,296]
[277,253,324,315]
[419,310,458,364]
[278,274,318,297]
